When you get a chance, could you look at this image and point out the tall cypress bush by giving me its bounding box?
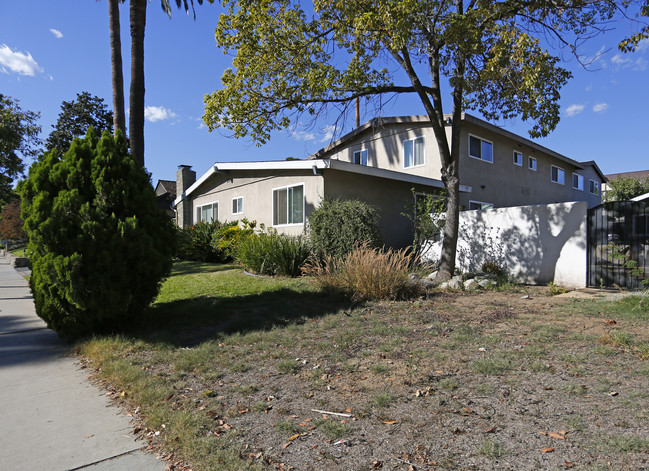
[19,129,174,337]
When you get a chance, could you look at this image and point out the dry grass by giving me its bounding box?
[302,242,420,301]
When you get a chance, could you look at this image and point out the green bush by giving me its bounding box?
[308,199,381,259]
[19,129,174,337]
[236,230,311,277]
[177,219,256,263]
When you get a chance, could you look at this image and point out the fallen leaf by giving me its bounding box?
[565,461,574,468]
[484,427,496,434]
[345,407,352,413]
[288,434,299,441]
[609,391,619,396]
[547,432,566,440]
[383,420,398,425]
[604,319,617,325]
[238,409,249,414]
[372,459,383,468]
[281,442,291,449]
[541,448,554,453]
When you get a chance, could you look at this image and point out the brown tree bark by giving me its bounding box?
[129,0,147,167]
[108,0,126,136]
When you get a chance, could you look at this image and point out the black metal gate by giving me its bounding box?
[587,201,649,289]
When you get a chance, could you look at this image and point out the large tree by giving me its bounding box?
[203,0,617,279]
[109,0,126,135]
[0,94,41,208]
[604,176,649,202]
[45,92,114,154]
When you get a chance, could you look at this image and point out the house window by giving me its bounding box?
[513,151,523,166]
[589,180,600,195]
[404,136,425,168]
[572,174,584,191]
[551,166,565,185]
[196,202,218,223]
[468,135,493,163]
[353,149,368,166]
[528,157,537,171]
[232,197,243,215]
[469,201,494,211]
[273,184,304,226]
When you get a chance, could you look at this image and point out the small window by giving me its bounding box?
[468,135,493,163]
[353,149,368,166]
[589,180,600,195]
[196,202,218,223]
[551,165,565,185]
[528,157,537,171]
[513,151,522,166]
[572,174,584,191]
[273,184,304,226]
[232,197,243,215]
[404,136,425,168]
[469,201,494,211]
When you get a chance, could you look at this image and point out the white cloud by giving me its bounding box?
[637,38,649,53]
[290,130,315,141]
[565,104,585,117]
[49,28,63,39]
[144,106,176,122]
[635,57,648,71]
[611,54,631,67]
[593,103,608,113]
[0,44,43,76]
[320,124,336,143]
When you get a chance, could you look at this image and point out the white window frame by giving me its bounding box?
[272,183,305,227]
[572,173,584,191]
[468,134,493,163]
[528,157,537,171]
[403,136,425,168]
[513,150,523,166]
[232,196,244,215]
[589,179,600,195]
[353,148,368,166]
[468,200,494,211]
[551,165,565,185]
[196,201,219,223]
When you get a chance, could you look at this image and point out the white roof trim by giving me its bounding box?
[173,159,471,207]
[631,192,649,202]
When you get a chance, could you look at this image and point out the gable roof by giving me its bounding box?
[579,161,607,182]
[156,179,176,196]
[606,169,649,181]
[173,159,472,207]
[308,113,587,171]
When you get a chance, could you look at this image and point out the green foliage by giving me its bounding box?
[236,230,312,277]
[19,129,174,337]
[606,242,649,287]
[308,199,381,259]
[45,92,113,155]
[401,190,446,260]
[0,94,41,207]
[302,242,420,301]
[177,219,256,263]
[604,176,649,202]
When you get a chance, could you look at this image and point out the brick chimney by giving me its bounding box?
[176,165,196,227]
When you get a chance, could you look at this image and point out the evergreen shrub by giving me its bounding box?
[308,199,381,259]
[176,219,255,262]
[236,230,311,277]
[19,129,174,337]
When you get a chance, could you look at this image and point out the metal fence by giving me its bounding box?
[587,201,649,289]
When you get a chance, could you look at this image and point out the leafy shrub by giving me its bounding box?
[236,230,311,277]
[302,242,420,301]
[177,219,256,263]
[308,199,381,259]
[19,129,174,337]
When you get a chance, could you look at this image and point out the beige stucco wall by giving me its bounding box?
[426,201,588,288]
[323,169,441,248]
[323,119,602,209]
[188,170,324,236]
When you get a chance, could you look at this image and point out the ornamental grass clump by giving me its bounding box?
[302,242,420,301]
[19,129,174,338]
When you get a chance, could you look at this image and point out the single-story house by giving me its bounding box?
[173,113,606,248]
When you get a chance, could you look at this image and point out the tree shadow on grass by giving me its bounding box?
[167,260,241,276]
[130,288,348,347]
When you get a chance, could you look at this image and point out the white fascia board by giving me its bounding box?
[631,192,649,202]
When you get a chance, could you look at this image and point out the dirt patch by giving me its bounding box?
[86,287,649,470]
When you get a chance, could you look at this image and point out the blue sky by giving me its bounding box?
[1,0,648,187]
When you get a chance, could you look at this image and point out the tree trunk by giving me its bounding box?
[109,0,126,136]
[129,0,147,167]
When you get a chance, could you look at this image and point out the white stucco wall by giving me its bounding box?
[426,201,588,288]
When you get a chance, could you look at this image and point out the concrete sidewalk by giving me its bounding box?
[0,257,165,471]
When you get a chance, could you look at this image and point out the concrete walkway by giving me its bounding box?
[0,257,165,471]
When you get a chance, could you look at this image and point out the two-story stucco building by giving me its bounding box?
[173,113,606,248]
